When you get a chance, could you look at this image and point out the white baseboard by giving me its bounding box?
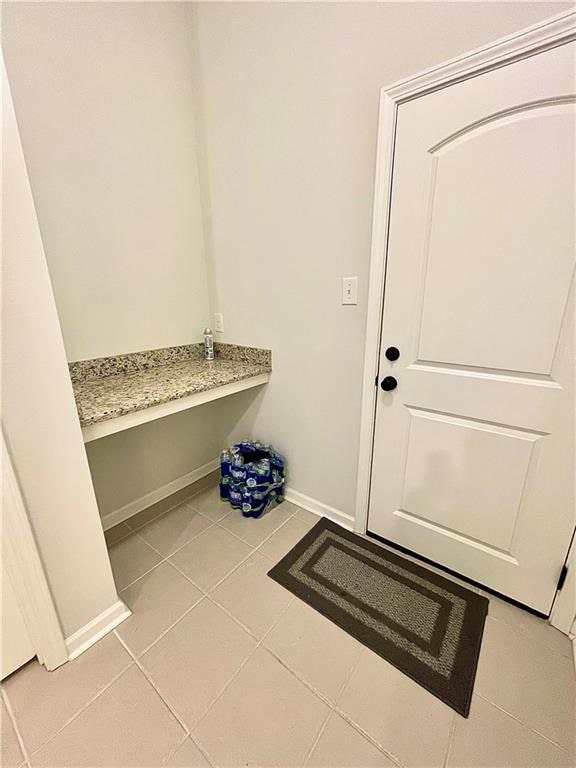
[66,600,131,661]
[101,459,220,531]
[284,487,354,531]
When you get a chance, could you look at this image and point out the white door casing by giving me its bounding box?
[357,13,576,615]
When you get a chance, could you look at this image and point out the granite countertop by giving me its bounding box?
[70,343,271,427]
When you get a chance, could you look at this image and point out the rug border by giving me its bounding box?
[267,517,489,717]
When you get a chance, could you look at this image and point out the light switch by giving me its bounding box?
[214,313,224,333]
[342,277,358,305]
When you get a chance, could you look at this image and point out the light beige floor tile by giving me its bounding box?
[118,562,203,656]
[188,486,230,522]
[30,666,184,767]
[169,526,252,591]
[195,647,329,768]
[126,486,198,531]
[218,501,297,547]
[137,502,213,556]
[1,698,24,768]
[4,634,131,755]
[104,522,132,547]
[125,503,173,532]
[141,599,256,727]
[486,595,573,657]
[264,598,362,703]
[448,695,572,767]
[295,508,321,527]
[338,648,454,768]
[108,533,163,590]
[163,737,211,767]
[259,517,316,564]
[307,711,396,768]
[211,552,293,638]
[475,617,575,750]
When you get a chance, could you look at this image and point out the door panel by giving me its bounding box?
[401,408,539,553]
[419,108,575,374]
[368,42,575,613]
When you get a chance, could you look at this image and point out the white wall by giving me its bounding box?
[195,1,570,519]
[2,3,218,522]
[2,56,120,639]
[2,2,210,362]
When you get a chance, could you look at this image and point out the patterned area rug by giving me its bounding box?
[268,518,488,716]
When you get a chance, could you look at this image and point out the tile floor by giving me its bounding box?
[2,484,575,767]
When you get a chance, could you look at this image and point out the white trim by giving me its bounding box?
[101,458,220,531]
[2,433,69,671]
[65,600,130,661]
[355,11,576,537]
[82,374,270,443]
[385,10,576,104]
[285,487,354,531]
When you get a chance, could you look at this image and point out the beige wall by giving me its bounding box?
[195,1,570,519]
[2,3,219,523]
[2,56,119,639]
[2,2,210,362]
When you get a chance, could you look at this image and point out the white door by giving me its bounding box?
[368,41,575,614]
[1,569,35,680]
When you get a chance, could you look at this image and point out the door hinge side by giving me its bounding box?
[557,564,568,591]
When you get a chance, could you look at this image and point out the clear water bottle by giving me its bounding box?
[204,327,214,360]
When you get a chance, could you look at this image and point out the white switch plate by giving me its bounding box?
[342,277,358,305]
[214,313,224,333]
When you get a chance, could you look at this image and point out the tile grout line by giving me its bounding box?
[176,600,301,765]
[160,732,190,766]
[301,640,367,768]
[486,613,574,660]
[260,637,408,768]
[329,649,406,768]
[114,632,219,768]
[302,706,332,768]
[191,594,298,737]
[2,684,30,765]
[18,660,135,763]
[117,512,217,591]
[113,632,191,736]
[260,635,409,767]
[204,593,287,644]
[442,715,458,768]
[144,501,302,600]
[129,593,208,659]
[121,506,231,592]
[332,703,407,768]
[117,496,302,595]
[475,692,572,753]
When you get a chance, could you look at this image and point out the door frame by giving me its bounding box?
[354,11,576,610]
[2,432,68,672]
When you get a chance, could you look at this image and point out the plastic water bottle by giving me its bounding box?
[204,328,214,360]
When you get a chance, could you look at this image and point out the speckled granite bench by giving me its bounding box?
[69,343,271,442]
